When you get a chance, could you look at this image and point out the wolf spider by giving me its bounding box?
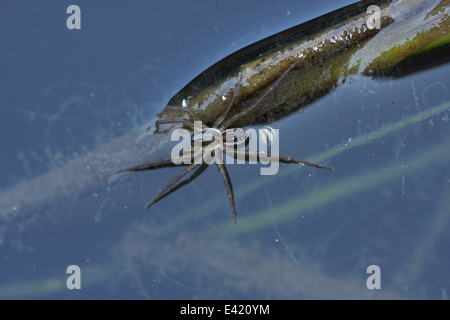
[119,66,332,223]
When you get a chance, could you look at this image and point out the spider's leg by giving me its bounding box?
[276,154,333,170]
[149,163,209,205]
[155,118,196,133]
[155,106,207,132]
[117,149,195,172]
[146,163,201,209]
[160,106,202,121]
[216,163,237,224]
[222,60,301,128]
[233,150,333,170]
[214,74,242,129]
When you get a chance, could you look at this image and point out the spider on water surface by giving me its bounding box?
[119,68,333,223]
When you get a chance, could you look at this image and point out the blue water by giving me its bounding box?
[1,0,449,299]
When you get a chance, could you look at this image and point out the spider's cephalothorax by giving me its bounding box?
[119,71,332,223]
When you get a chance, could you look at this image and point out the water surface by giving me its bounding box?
[0,0,449,299]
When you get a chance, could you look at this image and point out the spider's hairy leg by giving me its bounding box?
[215,162,237,224]
[214,73,243,129]
[276,154,333,170]
[155,118,195,133]
[117,148,194,172]
[146,163,201,209]
[161,106,202,121]
[222,60,301,128]
[146,163,209,205]
[155,106,205,133]
[233,150,333,170]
